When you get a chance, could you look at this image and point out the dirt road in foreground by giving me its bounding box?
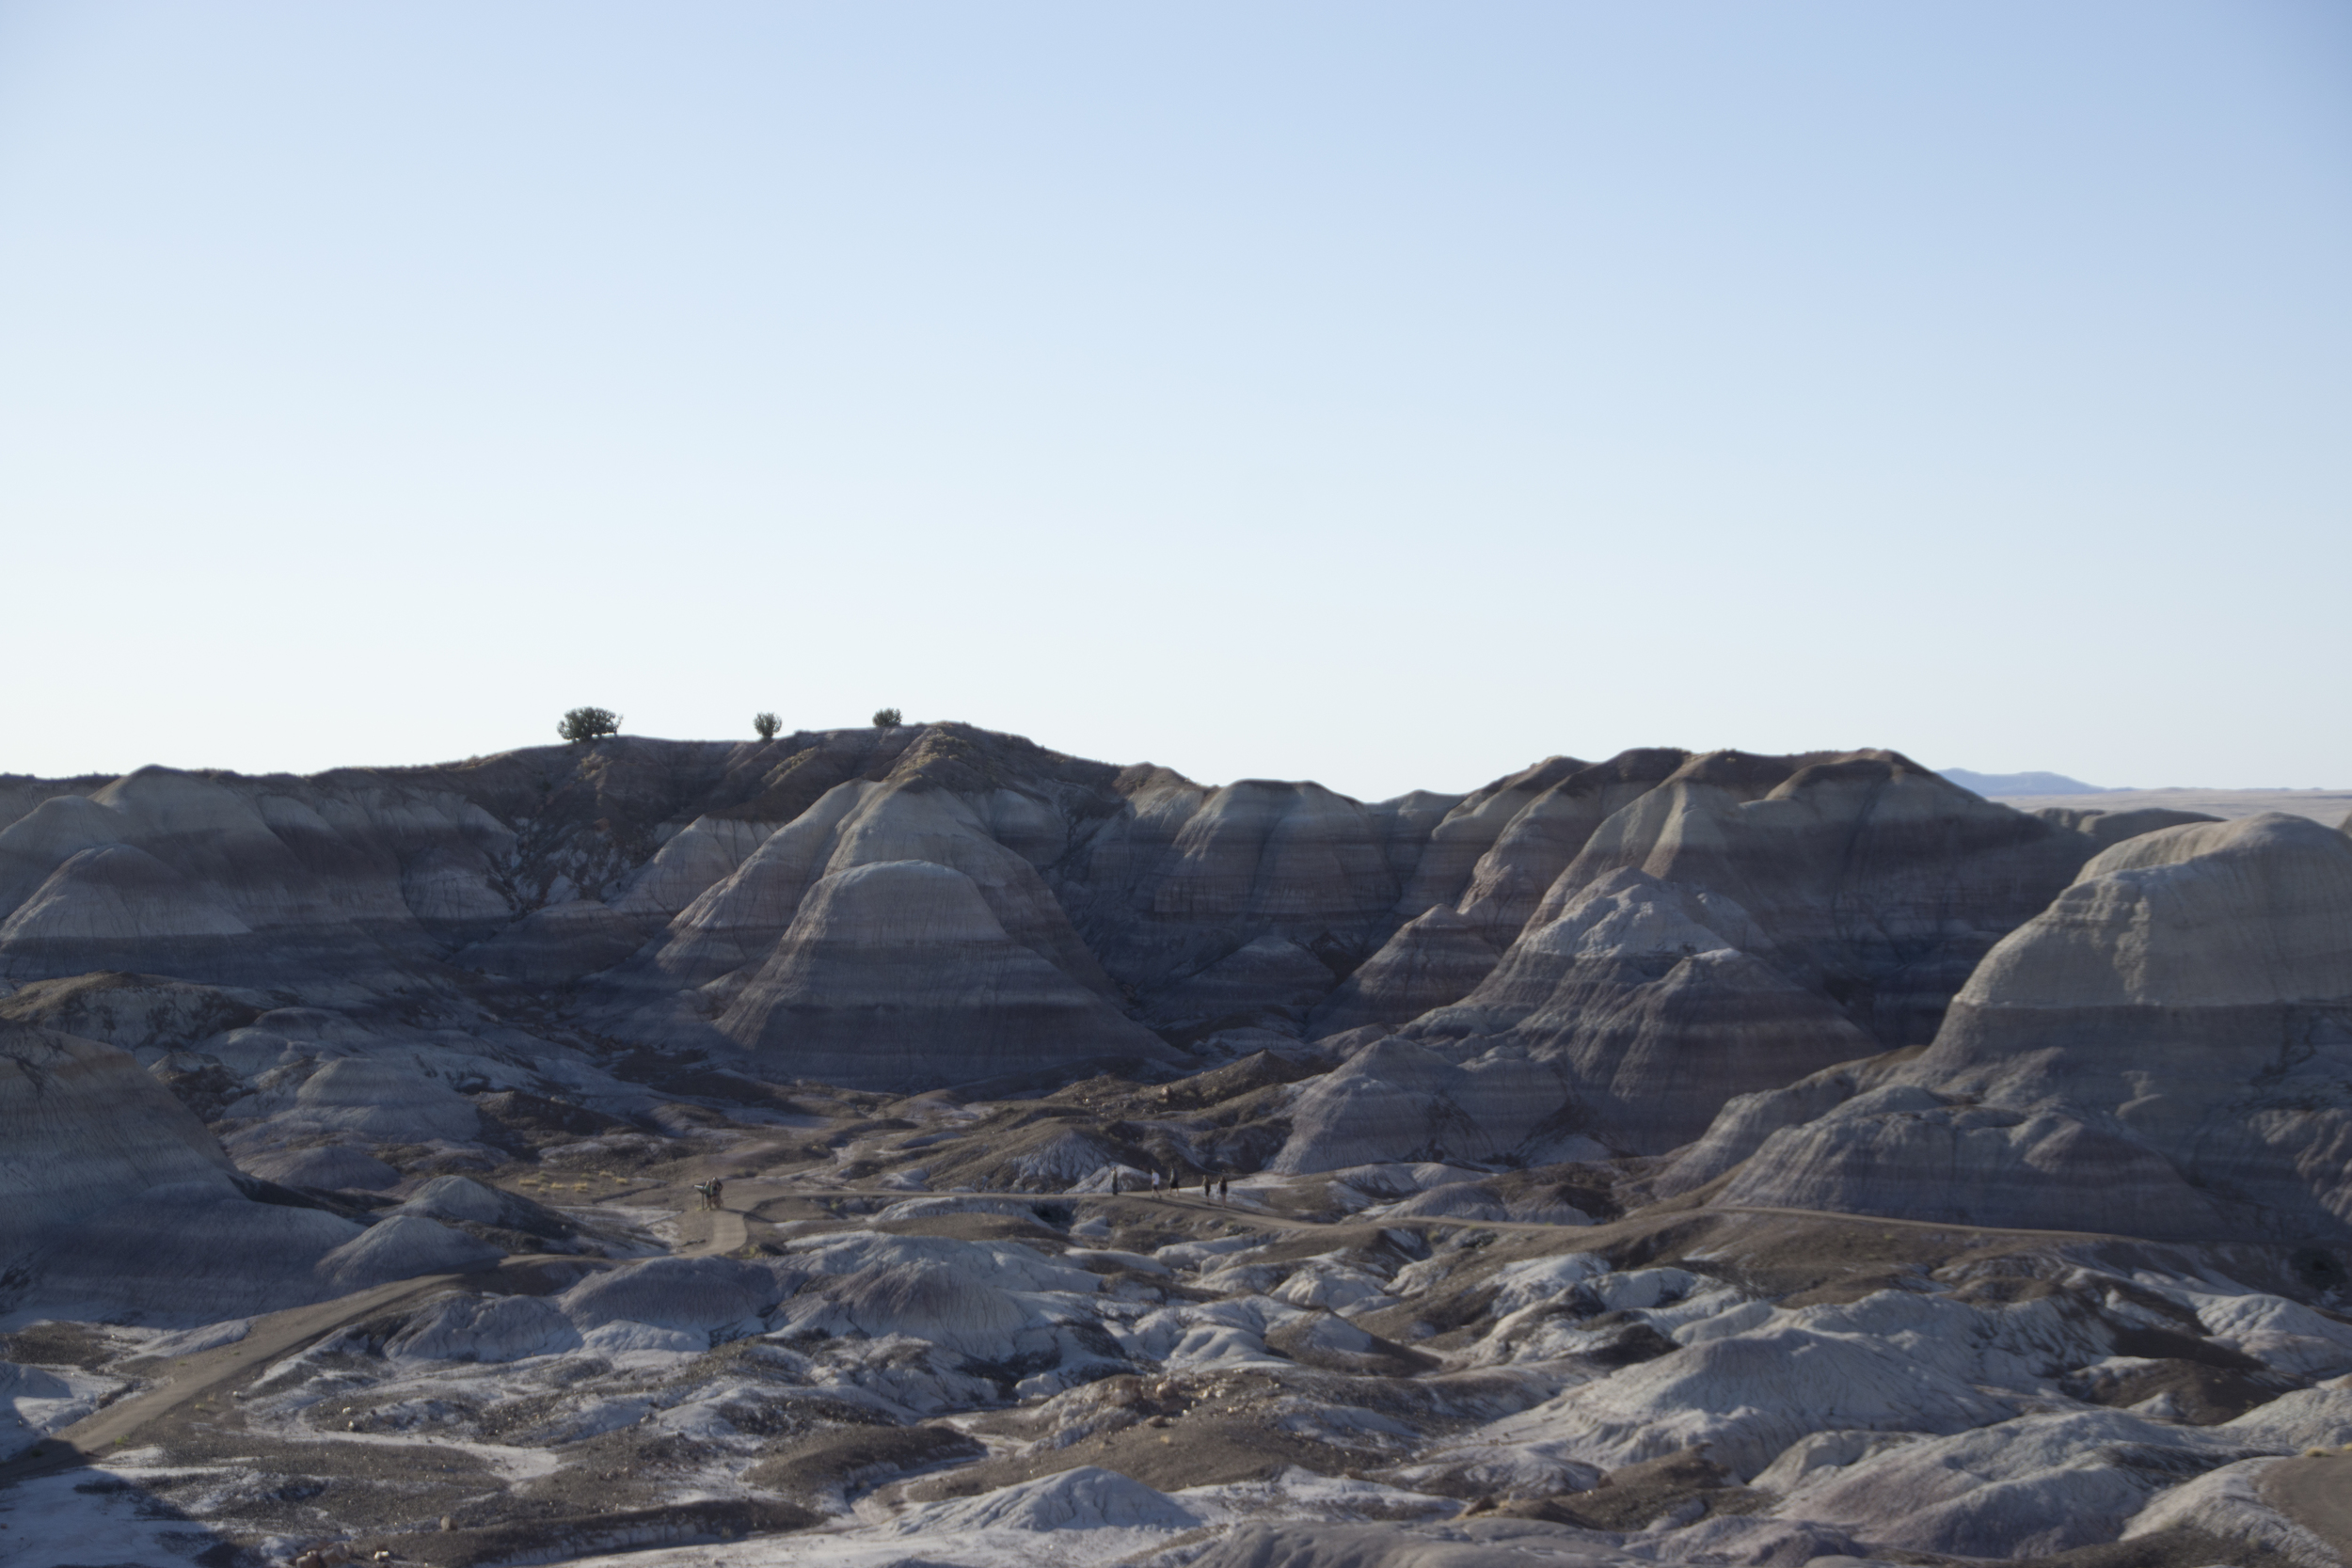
[0,1257,580,1490]
[2262,1453,2352,1564]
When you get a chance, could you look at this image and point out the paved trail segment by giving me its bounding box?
[0,1267,528,1487]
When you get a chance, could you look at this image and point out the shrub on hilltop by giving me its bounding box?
[558,706,621,744]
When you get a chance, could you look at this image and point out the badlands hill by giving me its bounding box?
[8,723,2348,1268]
[4,724,2352,1568]
[1656,811,2352,1244]
[0,726,2324,1225]
[0,727,2185,1077]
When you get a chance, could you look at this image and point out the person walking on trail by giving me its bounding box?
[1152,1169,1161,1197]
[708,1179,725,1211]
[1219,1175,1230,1202]
[1111,1171,1120,1196]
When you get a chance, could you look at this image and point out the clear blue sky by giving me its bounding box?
[3,2,2345,798]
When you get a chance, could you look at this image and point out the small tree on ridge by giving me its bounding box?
[754,712,781,740]
[871,706,902,728]
[558,706,621,744]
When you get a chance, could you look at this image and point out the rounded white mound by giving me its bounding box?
[890,1465,1199,1534]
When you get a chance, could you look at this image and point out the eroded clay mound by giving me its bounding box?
[714,860,1180,1090]
[0,1023,369,1319]
[0,767,511,988]
[1676,812,2352,1241]
[0,1022,533,1321]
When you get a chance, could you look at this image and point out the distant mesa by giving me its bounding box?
[1938,768,2110,797]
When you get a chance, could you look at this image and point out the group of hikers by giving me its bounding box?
[1110,1167,1232,1203]
[691,1178,726,1211]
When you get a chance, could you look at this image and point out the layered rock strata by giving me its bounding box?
[711,860,1179,1090]
[0,1024,363,1318]
[0,725,2211,1124]
[1281,752,2200,1164]
[1671,812,2352,1241]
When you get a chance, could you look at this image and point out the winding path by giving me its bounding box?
[0,1187,771,1492]
[691,1204,750,1256]
[0,1255,596,1490]
[2261,1455,2352,1565]
[709,1178,2145,1248]
[0,1269,495,1487]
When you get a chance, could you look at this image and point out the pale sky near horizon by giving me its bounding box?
[2,2,2346,800]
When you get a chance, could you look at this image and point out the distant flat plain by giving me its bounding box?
[1994,787,2352,826]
